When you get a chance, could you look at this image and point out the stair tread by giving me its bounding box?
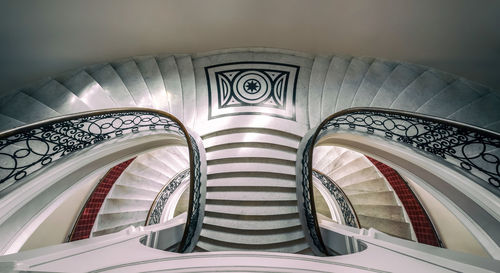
[200,224,304,245]
[196,237,309,252]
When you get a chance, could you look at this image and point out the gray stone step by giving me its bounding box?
[353,204,405,222]
[112,59,153,107]
[206,146,296,162]
[116,172,164,193]
[96,210,149,230]
[342,178,389,194]
[208,162,295,176]
[102,198,153,214]
[351,60,397,108]
[203,212,301,230]
[59,70,117,109]
[206,186,297,201]
[0,114,24,132]
[207,177,296,188]
[320,55,352,120]
[205,200,298,216]
[0,92,60,123]
[126,162,172,184]
[109,185,157,200]
[176,55,196,128]
[333,166,381,187]
[370,63,425,108]
[203,132,299,150]
[92,220,145,237]
[348,191,398,206]
[87,64,136,106]
[358,215,412,240]
[196,237,309,253]
[335,57,373,111]
[157,55,184,120]
[23,80,91,114]
[135,57,169,112]
[200,224,304,245]
[391,70,452,111]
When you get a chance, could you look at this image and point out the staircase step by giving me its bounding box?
[330,156,372,179]
[157,55,183,120]
[358,215,412,240]
[208,162,295,176]
[0,92,60,123]
[23,80,91,114]
[125,162,172,185]
[203,212,301,230]
[135,154,181,178]
[342,178,389,194]
[92,220,145,237]
[351,60,397,108]
[206,187,297,201]
[205,200,298,216]
[207,177,296,188]
[200,224,304,245]
[116,172,165,193]
[197,237,309,253]
[87,64,136,106]
[207,147,297,161]
[135,57,169,111]
[333,166,381,187]
[102,198,153,213]
[348,191,398,206]
[0,114,24,131]
[60,70,117,109]
[96,210,149,230]
[112,60,153,107]
[353,204,405,222]
[203,132,299,150]
[109,185,158,200]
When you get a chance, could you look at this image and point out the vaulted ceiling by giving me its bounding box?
[1,0,499,93]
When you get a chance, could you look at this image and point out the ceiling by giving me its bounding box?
[1,0,499,93]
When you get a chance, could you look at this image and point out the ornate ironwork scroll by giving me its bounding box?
[298,135,327,255]
[319,108,500,192]
[297,107,500,256]
[312,170,359,228]
[146,169,190,225]
[177,133,205,253]
[0,109,185,192]
[0,108,207,253]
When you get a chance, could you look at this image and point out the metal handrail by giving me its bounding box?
[297,107,500,256]
[0,107,206,253]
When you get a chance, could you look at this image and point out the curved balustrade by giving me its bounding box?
[312,170,359,228]
[296,107,500,256]
[146,169,190,226]
[0,108,206,253]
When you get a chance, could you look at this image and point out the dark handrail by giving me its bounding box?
[0,108,206,253]
[297,107,500,256]
[146,168,190,226]
[312,169,360,228]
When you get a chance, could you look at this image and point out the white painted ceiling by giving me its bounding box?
[1,0,499,93]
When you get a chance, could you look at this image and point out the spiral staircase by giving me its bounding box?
[91,146,189,237]
[313,145,413,240]
[0,49,499,272]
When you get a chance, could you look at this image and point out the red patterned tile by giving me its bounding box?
[69,158,135,241]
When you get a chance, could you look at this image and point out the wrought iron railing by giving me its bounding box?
[0,108,206,253]
[312,170,359,228]
[146,169,190,226]
[297,107,500,256]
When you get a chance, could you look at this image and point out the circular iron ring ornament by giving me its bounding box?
[0,108,206,254]
[233,71,271,104]
[297,107,500,256]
